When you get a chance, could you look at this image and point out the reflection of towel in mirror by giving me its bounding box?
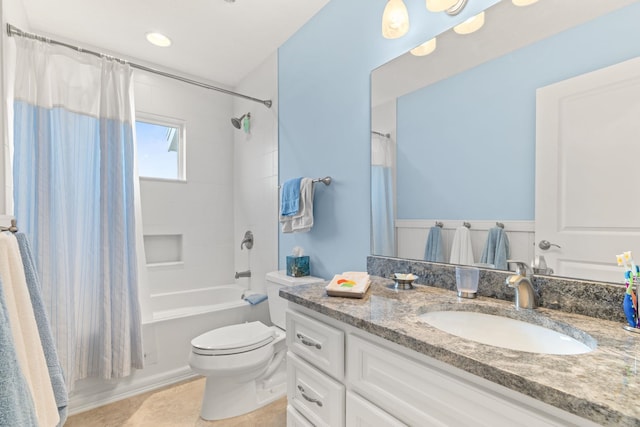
[424,226,445,262]
[450,226,474,265]
[280,178,314,233]
[480,227,510,270]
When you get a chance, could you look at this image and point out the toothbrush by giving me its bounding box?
[625,251,640,327]
[619,254,637,328]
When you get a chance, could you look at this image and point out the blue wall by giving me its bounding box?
[397,3,640,221]
[278,0,499,279]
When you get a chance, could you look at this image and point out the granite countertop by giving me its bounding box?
[280,276,640,426]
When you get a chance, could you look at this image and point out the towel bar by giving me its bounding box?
[0,219,18,233]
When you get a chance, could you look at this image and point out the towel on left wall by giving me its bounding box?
[16,233,68,426]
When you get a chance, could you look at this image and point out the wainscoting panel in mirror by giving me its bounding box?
[370,0,640,284]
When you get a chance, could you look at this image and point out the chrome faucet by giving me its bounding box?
[235,270,251,279]
[505,261,537,310]
[240,231,254,250]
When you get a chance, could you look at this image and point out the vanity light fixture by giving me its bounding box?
[512,0,539,6]
[382,0,469,39]
[382,0,410,39]
[453,11,485,35]
[410,38,437,56]
[426,0,458,12]
[146,32,172,47]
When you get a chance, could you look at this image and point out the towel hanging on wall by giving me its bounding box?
[280,178,315,233]
[0,232,59,426]
[280,177,303,217]
[16,233,68,425]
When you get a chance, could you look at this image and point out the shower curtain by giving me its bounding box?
[11,37,144,389]
[371,133,396,256]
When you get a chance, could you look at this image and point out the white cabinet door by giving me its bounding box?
[287,352,345,427]
[346,391,406,427]
[536,56,640,283]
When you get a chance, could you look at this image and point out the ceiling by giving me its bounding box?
[18,0,330,87]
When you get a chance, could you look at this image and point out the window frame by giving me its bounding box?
[135,111,187,182]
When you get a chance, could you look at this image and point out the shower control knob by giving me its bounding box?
[538,240,561,250]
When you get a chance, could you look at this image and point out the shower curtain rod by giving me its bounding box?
[6,24,273,108]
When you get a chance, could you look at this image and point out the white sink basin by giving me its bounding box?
[419,310,595,355]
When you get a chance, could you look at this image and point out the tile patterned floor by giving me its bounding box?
[65,378,287,427]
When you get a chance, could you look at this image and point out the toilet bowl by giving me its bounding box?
[188,271,324,421]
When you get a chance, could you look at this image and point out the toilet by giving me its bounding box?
[189,271,324,421]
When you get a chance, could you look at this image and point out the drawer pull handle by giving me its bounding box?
[297,333,322,350]
[298,385,323,407]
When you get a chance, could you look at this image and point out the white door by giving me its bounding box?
[536,56,640,284]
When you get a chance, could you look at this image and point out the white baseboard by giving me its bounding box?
[68,366,198,416]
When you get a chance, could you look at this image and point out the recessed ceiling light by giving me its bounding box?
[146,32,172,47]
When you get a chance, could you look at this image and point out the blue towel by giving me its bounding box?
[424,226,445,262]
[480,227,511,270]
[16,233,68,426]
[280,177,303,216]
[0,276,39,427]
[244,293,268,305]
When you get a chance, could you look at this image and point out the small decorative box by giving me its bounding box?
[286,256,310,277]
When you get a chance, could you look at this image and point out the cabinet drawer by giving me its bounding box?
[348,334,574,427]
[287,405,315,427]
[286,309,344,380]
[287,352,345,427]
[346,391,406,427]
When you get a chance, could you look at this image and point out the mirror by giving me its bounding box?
[371,0,640,283]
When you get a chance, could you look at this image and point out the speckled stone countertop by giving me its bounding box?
[280,277,640,426]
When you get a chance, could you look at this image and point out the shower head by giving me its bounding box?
[231,113,250,129]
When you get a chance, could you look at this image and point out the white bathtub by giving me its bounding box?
[151,285,252,322]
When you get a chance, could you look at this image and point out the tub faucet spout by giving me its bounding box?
[235,270,251,279]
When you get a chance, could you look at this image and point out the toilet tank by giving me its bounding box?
[265,270,325,329]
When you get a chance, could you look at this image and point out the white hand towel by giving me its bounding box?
[450,226,474,266]
[280,177,315,233]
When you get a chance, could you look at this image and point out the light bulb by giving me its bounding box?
[382,0,410,39]
[146,32,172,47]
[426,0,458,12]
[453,11,485,35]
[512,0,538,6]
[410,38,437,56]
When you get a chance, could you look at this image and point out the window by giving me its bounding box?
[135,114,185,181]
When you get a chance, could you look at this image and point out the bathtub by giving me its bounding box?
[151,285,254,322]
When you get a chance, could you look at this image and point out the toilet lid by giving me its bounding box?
[191,321,275,356]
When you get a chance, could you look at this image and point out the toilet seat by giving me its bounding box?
[192,321,275,356]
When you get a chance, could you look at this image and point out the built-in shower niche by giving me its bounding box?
[144,234,183,267]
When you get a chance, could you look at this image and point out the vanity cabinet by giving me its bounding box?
[286,305,601,427]
[286,309,345,427]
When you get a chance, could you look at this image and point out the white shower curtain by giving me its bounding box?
[371,133,396,256]
[11,37,144,389]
